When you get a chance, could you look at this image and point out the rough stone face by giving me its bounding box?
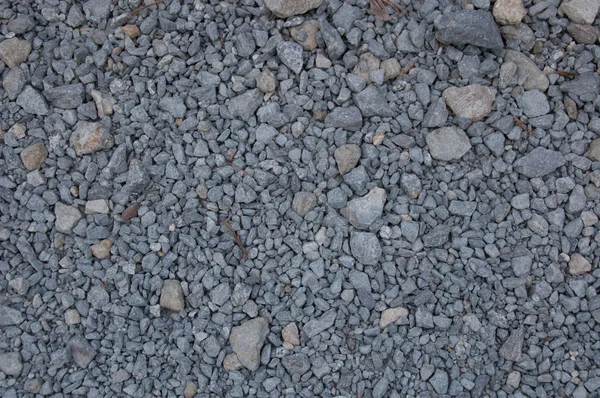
[585,138,600,161]
[256,69,276,93]
[70,122,114,156]
[381,58,402,81]
[559,0,600,25]
[567,23,600,44]
[519,90,550,117]
[290,20,319,50]
[90,90,116,117]
[493,0,527,25]
[435,10,504,49]
[513,147,566,178]
[0,38,31,67]
[3,68,26,100]
[345,187,386,229]
[90,239,112,259]
[43,84,85,109]
[353,53,381,84]
[69,336,96,368]
[228,89,263,121]
[0,352,23,376]
[499,328,524,361]
[0,305,24,326]
[229,317,269,371]
[426,127,472,161]
[334,144,361,175]
[264,0,323,18]
[16,86,49,115]
[380,307,409,329]
[55,202,82,234]
[354,85,394,117]
[350,232,382,265]
[159,96,186,118]
[320,19,346,60]
[160,280,185,312]
[292,191,317,217]
[443,85,496,121]
[282,353,311,378]
[560,72,600,97]
[303,309,336,338]
[282,323,300,346]
[85,199,109,214]
[276,41,303,74]
[504,50,549,92]
[325,107,363,131]
[569,253,592,275]
[20,142,48,171]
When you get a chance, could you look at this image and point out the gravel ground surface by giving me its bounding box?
[1,0,600,397]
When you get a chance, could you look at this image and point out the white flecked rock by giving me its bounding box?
[54,202,82,234]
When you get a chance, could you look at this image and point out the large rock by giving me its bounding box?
[276,41,303,74]
[345,187,387,229]
[320,19,346,60]
[426,127,472,161]
[44,84,85,109]
[264,0,323,18]
[68,336,96,368]
[325,107,363,131]
[20,142,48,171]
[559,0,600,25]
[350,232,382,265]
[493,0,527,25]
[54,202,82,234]
[228,89,263,121]
[504,50,549,92]
[0,352,23,376]
[70,122,114,156]
[513,147,566,178]
[229,317,269,371]
[292,191,317,217]
[160,280,185,312]
[159,96,186,118]
[585,138,600,161]
[354,85,394,117]
[435,10,504,49]
[16,86,49,115]
[499,328,524,361]
[0,305,24,326]
[443,85,496,121]
[569,253,592,275]
[380,307,409,329]
[560,72,600,97]
[291,20,319,50]
[334,144,361,175]
[303,309,336,338]
[567,23,600,44]
[0,38,31,68]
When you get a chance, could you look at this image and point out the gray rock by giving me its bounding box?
[255,124,278,143]
[292,191,317,217]
[160,280,185,311]
[513,147,566,178]
[416,308,434,328]
[426,126,472,161]
[519,90,549,117]
[159,96,186,118]
[422,98,448,128]
[303,309,336,338]
[354,85,394,117]
[55,202,82,234]
[125,159,150,194]
[229,89,263,121]
[395,30,420,53]
[320,19,346,60]
[435,10,504,49]
[264,0,323,18]
[277,41,303,74]
[421,364,435,381]
[401,221,420,243]
[231,283,252,307]
[282,353,311,377]
[430,369,449,395]
[335,144,361,175]
[0,306,23,327]
[3,68,26,101]
[560,72,600,97]
[16,86,48,116]
[499,328,524,361]
[484,132,505,156]
[343,165,369,194]
[68,336,96,368]
[504,50,549,92]
[82,0,111,23]
[88,285,109,310]
[442,84,496,121]
[210,283,231,306]
[512,255,532,277]
[569,253,592,275]
[43,84,85,109]
[449,200,477,217]
[401,174,422,199]
[236,183,258,203]
[235,32,256,58]
[333,3,364,32]
[7,15,35,34]
[325,107,363,131]
[229,317,269,371]
[566,185,586,214]
[0,38,31,68]
[423,225,450,247]
[345,187,386,229]
[350,232,382,265]
[67,4,86,27]
[559,0,600,24]
[327,187,348,209]
[0,352,22,376]
[70,122,114,156]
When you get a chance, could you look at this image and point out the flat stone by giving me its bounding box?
[184,382,198,398]
[70,122,114,156]
[16,86,49,115]
[0,352,22,376]
[282,322,300,346]
[513,147,566,178]
[334,144,361,175]
[559,0,600,25]
[277,41,303,74]
[345,187,386,229]
[569,253,592,275]
[350,232,382,265]
[292,191,317,217]
[560,72,600,97]
[426,126,472,161]
[0,38,31,68]
[567,23,600,44]
[7,15,35,34]
[3,68,26,100]
[20,142,48,171]
[380,307,409,329]
[504,50,549,92]
[493,0,527,25]
[229,317,269,371]
[85,199,109,214]
[160,280,185,312]
[282,353,311,377]
[443,84,496,121]
[422,98,448,128]
[449,200,477,217]
[256,69,276,93]
[435,10,504,49]
[325,107,363,132]
[43,84,85,109]
[290,20,319,51]
[303,309,336,338]
[55,202,82,234]
[264,0,323,18]
[353,53,381,84]
[90,239,112,259]
[423,225,451,247]
[65,309,81,325]
[585,138,600,161]
[68,336,96,368]
[0,305,24,326]
[354,85,394,117]
[229,89,263,121]
[499,328,524,361]
[519,90,550,117]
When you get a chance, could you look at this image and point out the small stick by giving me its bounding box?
[130,0,164,16]
[221,218,248,263]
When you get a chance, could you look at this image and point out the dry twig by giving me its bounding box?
[130,0,164,16]
[221,218,248,263]
[370,0,406,21]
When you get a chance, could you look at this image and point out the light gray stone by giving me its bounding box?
[229,317,269,371]
[346,187,386,229]
[426,126,472,161]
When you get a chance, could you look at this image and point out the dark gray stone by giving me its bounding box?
[435,10,504,49]
[513,147,566,178]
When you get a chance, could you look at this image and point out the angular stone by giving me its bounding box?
[423,225,450,247]
[282,322,300,346]
[292,191,317,217]
[0,305,24,326]
[449,200,477,217]
[82,0,111,23]
[85,199,109,214]
[159,96,186,118]
[513,147,566,178]
[0,38,31,68]
[401,174,422,199]
[55,202,82,234]
[585,138,600,161]
[90,90,115,117]
[504,50,549,92]
[493,0,527,25]
[559,0,600,25]
[334,144,361,175]
[350,232,382,265]
[20,142,48,171]
[325,107,363,132]
[380,307,409,329]
[70,122,114,156]
[567,23,600,44]
[560,72,600,97]
[44,84,85,109]
[499,328,524,361]
[282,353,310,377]
[69,336,96,368]
[303,309,336,338]
[229,89,263,121]
[125,159,150,194]
[443,85,496,121]
[569,253,592,275]
[121,24,141,38]
[7,15,35,34]
[90,239,112,259]
[291,20,319,51]
[256,69,276,94]
[229,317,269,371]
[381,58,402,81]
[346,187,386,229]
[160,280,185,312]
[354,85,394,117]
[223,353,243,371]
[353,53,380,84]
[264,0,323,18]
[277,41,303,74]
[422,98,448,128]
[16,86,48,115]
[0,352,22,376]
[430,369,449,395]
[3,68,26,100]
[435,10,504,49]
[320,19,346,60]
[426,126,472,161]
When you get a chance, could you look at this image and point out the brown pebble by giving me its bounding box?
[20,142,48,171]
[121,203,139,220]
[122,24,141,38]
[90,239,112,259]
